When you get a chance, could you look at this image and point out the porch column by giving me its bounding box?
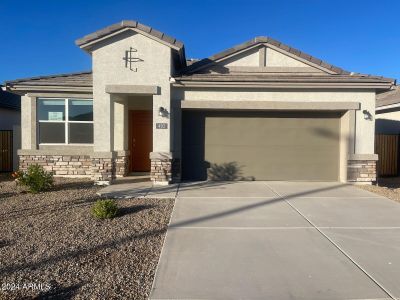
[20,95,36,150]
[113,98,129,177]
[92,93,115,184]
[94,93,114,152]
[151,90,173,185]
[347,106,377,184]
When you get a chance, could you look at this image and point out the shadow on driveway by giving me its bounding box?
[0,183,347,276]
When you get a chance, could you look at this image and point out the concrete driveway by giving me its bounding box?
[150,181,400,300]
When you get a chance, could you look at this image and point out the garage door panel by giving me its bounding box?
[206,118,339,147]
[182,111,340,181]
[205,145,338,162]
[205,145,338,181]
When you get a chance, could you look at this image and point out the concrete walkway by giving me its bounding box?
[150,181,400,300]
[97,180,179,199]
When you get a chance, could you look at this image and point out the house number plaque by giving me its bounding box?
[156,123,168,129]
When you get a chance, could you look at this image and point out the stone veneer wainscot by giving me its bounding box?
[150,152,173,185]
[347,155,378,183]
[19,152,131,183]
[19,154,92,177]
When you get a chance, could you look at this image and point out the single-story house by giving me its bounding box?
[4,20,395,185]
[376,85,400,134]
[0,88,21,171]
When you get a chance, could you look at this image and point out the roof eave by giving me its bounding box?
[376,102,400,111]
[173,80,393,90]
[5,85,93,95]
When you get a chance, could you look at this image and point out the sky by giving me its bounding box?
[1,0,399,83]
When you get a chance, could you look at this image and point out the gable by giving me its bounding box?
[76,20,186,70]
[185,37,347,75]
[199,45,326,74]
[91,30,173,86]
[221,46,313,69]
[221,47,260,67]
[265,47,311,68]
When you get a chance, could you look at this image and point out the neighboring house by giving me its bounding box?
[375,86,400,177]
[4,20,395,185]
[0,88,21,171]
[376,85,400,134]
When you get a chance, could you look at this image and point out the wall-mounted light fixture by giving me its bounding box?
[362,109,373,121]
[159,107,169,118]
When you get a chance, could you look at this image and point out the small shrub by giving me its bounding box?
[13,165,53,193]
[92,199,119,219]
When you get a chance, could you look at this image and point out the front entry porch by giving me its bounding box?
[92,86,176,186]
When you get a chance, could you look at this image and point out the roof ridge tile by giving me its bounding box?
[75,20,184,51]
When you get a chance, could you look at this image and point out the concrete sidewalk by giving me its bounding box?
[97,180,179,199]
[150,181,400,300]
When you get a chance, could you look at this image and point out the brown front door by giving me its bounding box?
[129,110,152,172]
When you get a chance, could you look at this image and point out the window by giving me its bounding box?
[37,98,93,144]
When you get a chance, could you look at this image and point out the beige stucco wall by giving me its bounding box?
[220,46,315,68]
[266,47,310,67]
[113,98,126,151]
[20,95,33,150]
[91,30,172,154]
[173,88,376,157]
[222,48,259,67]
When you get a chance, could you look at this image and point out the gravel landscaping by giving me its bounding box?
[357,177,400,203]
[0,175,174,299]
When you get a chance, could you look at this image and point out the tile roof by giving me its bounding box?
[182,36,352,75]
[4,32,394,93]
[4,71,92,88]
[4,70,394,92]
[174,73,394,86]
[376,85,400,107]
[75,20,184,50]
[178,37,395,89]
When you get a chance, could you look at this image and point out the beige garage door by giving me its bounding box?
[182,111,341,181]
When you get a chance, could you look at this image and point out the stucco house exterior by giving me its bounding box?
[376,86,400,134]
[4,20,395,185]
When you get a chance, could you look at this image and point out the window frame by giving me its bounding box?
[37,97,94,145]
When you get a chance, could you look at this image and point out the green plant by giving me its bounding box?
[14,165,53,193]
[92,199,119,219]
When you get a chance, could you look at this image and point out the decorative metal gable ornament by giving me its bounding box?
[123,47,143,72]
